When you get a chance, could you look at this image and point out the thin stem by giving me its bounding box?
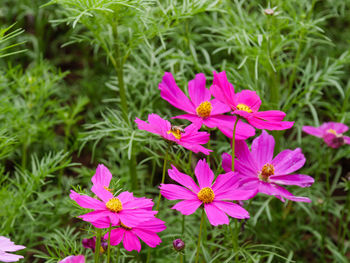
[181,214,185,236]
[107,223,112,263]
[156,145,170,211]
[115,243,121,263]
[180,254,184,263]
[195,209,205,263]
[187,151,192,173]
[231,117,239,171]
[94,229,102,263]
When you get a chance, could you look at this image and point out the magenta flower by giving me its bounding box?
[103,218,166,252]
[59,255,85,263]
[135,113,211,155]
[222,131,314,202]
[159,159,256,226]
[302,122,350,148]
[0,237,25,262]
[210,71,294,130]
[70,187,156,228]
[91,164,112,188]
[158,72,255,139]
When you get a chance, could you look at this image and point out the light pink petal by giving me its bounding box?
[344,136,350,144]
[247,116,294,130]
[235,140,260,176]
[168,165,200,193]
[160,184,197,200]
[159,72,196,113]
[194,159,214,188]
[91,164,112,187]
[209,99,231,115]
[106,228,125,246]
[91,184,113,203]
[251,130,275,168]
[123,231,141,252]
[213,201,250,219]
[269,174,314,187]
[272,148,305,175]
[133,229,162,248]
[233,90,261,111]
[0,237,25,252]
[211,172,239,193]
[254,110,286,121]
[302,126,323,138]
[204,203,229,226]
[59,255,85,263]
[0,252,24,262]
[188,73,210,107]
[215,188,257,201]
[69,190,105,210]
[171,199,202,215]
[210,71,235,108]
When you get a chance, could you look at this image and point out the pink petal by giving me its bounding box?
[135,218,167,232]
[269,174,314,187]
[59,255,85,263]
[133,229,162,248]
[69,190,105,210]
[168,165,200,193]
[221,153,232,173]
[107,228,125,246]
[0,252,24,262]
[211,172,239,193]
[123,231,141,252]
[194,159,214,188]
[251,130,275,168]
[188,73,210,107]
[323,133,345,148]
[233,90,261,111]
[135,114,172,139]
[210,99,231,115]
[159,72,196,113]
[159,184,197,200]
[344,136,350,144]
[177,142,212,155]
[210,71,235,108]
[271,148,305,175]
[321,122,349,134]
[91,184,113,203]
[272,184,312,203]
[247,116,294,130]
[213,201,250,219]
[215,188,257,201]
[172,113,203,124]
[171,199,202,215]
[254,110,286,121]
[117,191,134,203]
[235,140,260,176]
[118,210,157,228]
[91,164,112,187]
[79,210,114,224]
[0,237,25,252]
[204,203,229,226]
[302,126,323,138]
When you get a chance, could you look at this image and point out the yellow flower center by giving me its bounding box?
[196,101,212,118]
[236,104,253,113]
[326,129,337,135]
[120,222,132,230]
[167,127,183,139]
[258,163,275,182]
[197,187,215,204]
[105,198,123,213]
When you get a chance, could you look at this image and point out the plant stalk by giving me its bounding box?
[195,209,205,263]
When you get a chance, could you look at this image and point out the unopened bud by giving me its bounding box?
[173,239,185,252]
[264,8,274,15]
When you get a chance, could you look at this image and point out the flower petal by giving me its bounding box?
[211,172,239,194]
[69,190,106,210]
[233,90,261,111]
[91,164,112,187]
[160,184,197,200]
[234,140,260,176]
[251,130,275,168]
[194,159,214,188]
[107,228,125,246]
[247,116,294,130]
[269,174,314,187]
[0,252,24,262]
[210,99,231,115]
[91,184,113,203]
[168,165,200,193]
[302,126,323,138]
[123,231,141,252]
[171,199,202,215]
[271,148,305,175]
[213,201,250,219]
[188,73,210,107]
[133,229,162,248]
[215,188,257,201]
[204,203,229,226]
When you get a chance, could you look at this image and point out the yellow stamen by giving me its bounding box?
[106,198,123,213]
[100,246,105,253]
[197,187,215,204]
[196,101,212,118]
[120,222,132,230]
[326,129,337,135]
[167,129,182,139]
[258,163,275,182]
[236,104,253,113]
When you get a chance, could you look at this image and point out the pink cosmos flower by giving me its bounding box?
[102,218,166,252]
[302,122,350,148]
[70,187,156,228]
[159,159,256,226]
[210,71,294,130]
[91,164,112,189]
[135,113,211,155]
[0,237,25,262]
[59,255,85,263]
[158,72,255,139]
[222,131,314,202]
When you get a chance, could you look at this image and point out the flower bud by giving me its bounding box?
[173,239,185,252]
[264,8,274,15]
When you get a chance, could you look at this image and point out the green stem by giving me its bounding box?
[187,151,192,173]
[195,209,205,263]
[156,145,170,211]
[116,243,121,263]
[107,223,112,263]
[180,254,184,263]
[181,214,185,236]
[231,117,239,171]
[21,143,28,169]
[94,229,102,263]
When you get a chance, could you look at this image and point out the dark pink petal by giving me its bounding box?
[233,90,261,111]
[209,99,231,115]
[168,165,200,193]
[123,231,141,252]
[171,199,202,215]
[235,140,260,175]
[302,126,323,138]
[247,116,294,130]
[238,177,260,190]
[91,217,112,228]
[132,229,162,248]
[211,172,239,193]
[323,133,345,148]
[117,191,134,203]
[194,159,214,188]
[106,228,125,246]
[254,110,286,121]
[118,210,157,228]
[213,201,250,219]
[210,71,235,108]
[172,113,203,125]
[160,184,197,200]
[251,130,275,168]
[123,197,154,210]
[135,218,167,232]
[69,190,106,210]
[91,164,112,187]
[182,124,210,144]
[159,72,196,113]
[178,142,212,155]
[269,174,314,187]
[188,73,210,107]
[135,114,172,140]
[79,210,115,223]
[272,148,305,175]
[215,188,257,201]
[344,136,350,144]
[204,203,229,226]
[221,153,232,173]
[91,184,113,203]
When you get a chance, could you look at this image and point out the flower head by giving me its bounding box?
[173,239,185,252]
[210,71,294,130]
[160,159,256,226]
[302,122,350,148]
[158,72,255,139]
[0,236,25,262]
[135,114,212,155]
[222,131,314,202]
[59,255,85,263]
[103,218,166,252]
